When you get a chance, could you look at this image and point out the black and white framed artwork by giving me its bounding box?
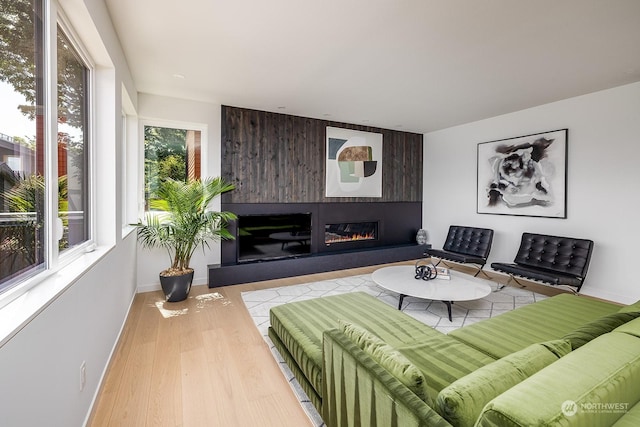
[477,129,567,218]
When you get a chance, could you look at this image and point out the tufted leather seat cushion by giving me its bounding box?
[491,233,594,290]
[424,226,494,266]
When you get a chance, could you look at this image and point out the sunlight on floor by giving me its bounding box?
[152,292,232,318]
[154,301,189,318]
[195,292,233,311]
[196,292,224,302]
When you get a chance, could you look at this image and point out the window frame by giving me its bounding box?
[139,118,208,213]
[121,86,139,234]
[52,10,95,266]
[0,0,96,308]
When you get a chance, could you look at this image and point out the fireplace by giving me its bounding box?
[220,202,422,264]
[214,202,423,287]
[325,221,378,245]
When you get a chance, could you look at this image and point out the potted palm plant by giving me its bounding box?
[134,177,236,302]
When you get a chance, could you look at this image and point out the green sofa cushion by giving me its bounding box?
[436,339,571,427]
[449,293,619,358]
[396,337,496,402]
[339,320,432,405]
[612,402,640,426]
[563,311,640,350]
[477,332,640,427]
[269,292,444,397]
[618,300,640,313]
[540,339,573,358]
[613,316,640,339]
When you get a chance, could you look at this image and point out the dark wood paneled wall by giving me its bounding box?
[221,106,423,203]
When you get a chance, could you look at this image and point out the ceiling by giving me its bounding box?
[104,0,640,133]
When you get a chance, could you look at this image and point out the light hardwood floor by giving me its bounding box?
[88,264,405,427]
[88,261,566,426]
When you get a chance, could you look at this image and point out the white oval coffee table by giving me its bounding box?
[371,265,492,321]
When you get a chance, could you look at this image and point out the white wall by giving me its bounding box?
[423,82,640,304]
[136,94,223,291]
[0,236,137,426]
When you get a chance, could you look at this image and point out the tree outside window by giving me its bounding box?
[144,125,201,210]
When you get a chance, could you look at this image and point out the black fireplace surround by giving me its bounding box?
[209,202,424,287]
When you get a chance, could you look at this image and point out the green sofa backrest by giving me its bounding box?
[448,293,620,358]
[476,331,640,426]
[435,340,571,427]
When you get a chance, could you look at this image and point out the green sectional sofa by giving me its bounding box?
[268,291,640,426]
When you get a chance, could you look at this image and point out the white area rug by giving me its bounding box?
[241,273,548,426]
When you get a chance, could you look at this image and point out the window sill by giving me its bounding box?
[0,245,114,348]
[122,224,137,239]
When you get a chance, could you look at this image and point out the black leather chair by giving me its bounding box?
[491,233,594,292]
[424,225,494,277]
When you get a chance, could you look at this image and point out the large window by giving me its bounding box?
[144,125,201,210]
[0,0,91,295]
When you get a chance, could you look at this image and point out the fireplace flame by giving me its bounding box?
[325,231,376,244]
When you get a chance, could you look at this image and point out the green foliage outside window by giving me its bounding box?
[144,126,189,208]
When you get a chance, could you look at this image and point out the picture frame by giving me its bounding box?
[325,126,383,198]
[477,129,568,218]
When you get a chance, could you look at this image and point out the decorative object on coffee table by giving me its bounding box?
[414,259,438,281]
[435,266,451,280]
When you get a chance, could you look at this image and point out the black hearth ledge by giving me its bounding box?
[208,243,431,287]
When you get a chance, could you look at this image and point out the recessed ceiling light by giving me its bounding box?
[172,73,185,79]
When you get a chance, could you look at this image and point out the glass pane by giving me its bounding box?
[0,0,46,290]
[144,126,200,210]
[57,26,88,251]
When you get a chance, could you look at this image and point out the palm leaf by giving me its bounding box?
[133,177,236,272]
